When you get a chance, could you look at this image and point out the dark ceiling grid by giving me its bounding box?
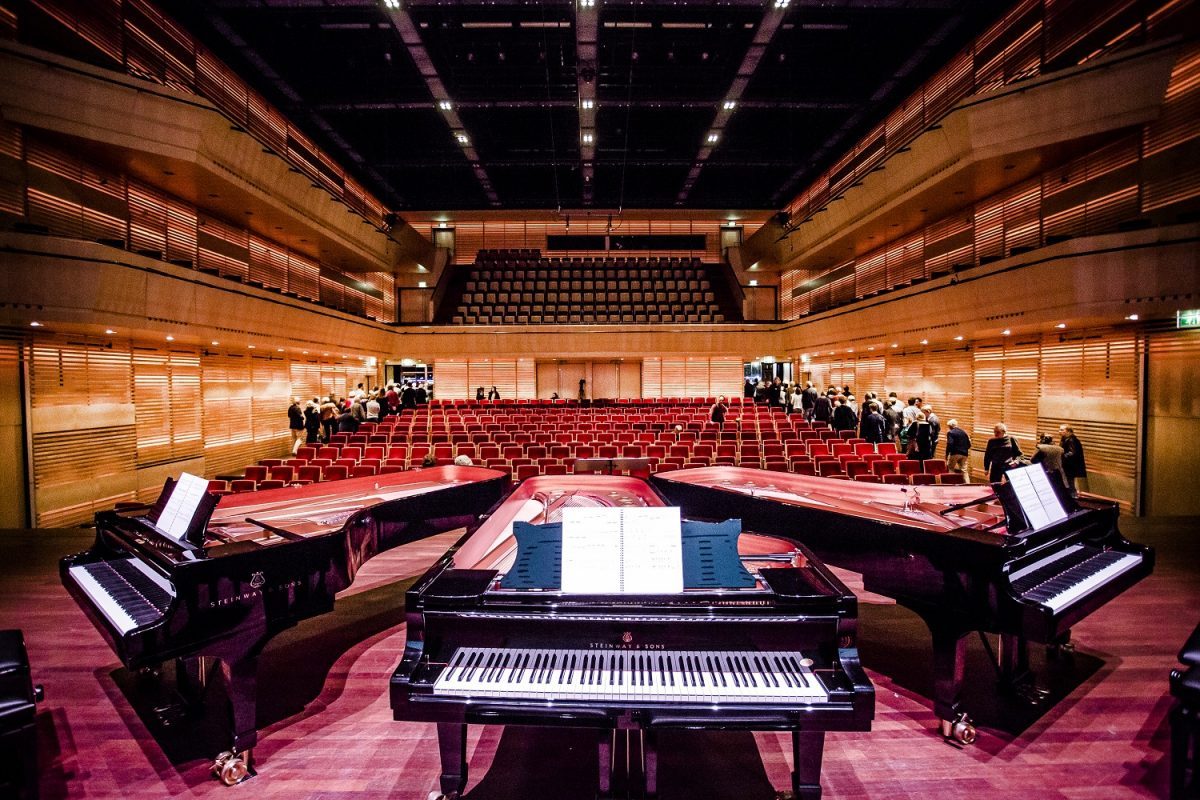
[380,2,500,206]
[576,0,599,205]
[673,1,790,207]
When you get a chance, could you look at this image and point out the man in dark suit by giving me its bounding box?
[1058,424,1087,495]
[983,423,1022,484]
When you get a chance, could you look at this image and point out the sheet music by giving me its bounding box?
[156,472,210,542]
[561,506,683,594]
[1006,465,1068,530]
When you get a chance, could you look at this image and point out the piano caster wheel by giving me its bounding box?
[1014,683,1050,706]
[212,750,253,786]
[426,792,458,800]
[940,714,977,746]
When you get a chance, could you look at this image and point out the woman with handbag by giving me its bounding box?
[982,423,1023,483]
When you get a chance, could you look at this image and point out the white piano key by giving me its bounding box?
[67,564,139,634]
[1042,552,1142,612]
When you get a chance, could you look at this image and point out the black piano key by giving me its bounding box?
[788,656,810,689]
[1010,546,1100,595]
[740,656,758,687]
[708,655,725,688]
[755,656,778,688]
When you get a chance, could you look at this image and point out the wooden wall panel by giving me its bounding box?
[0,338,27,527]
[1145,330,1200,515]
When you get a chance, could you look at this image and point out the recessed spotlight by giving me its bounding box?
[920,339,928,345]
[1125,313,1139,321]
[302,350,309,355]
[953,335,964,341]
[277,347,284,352]
[1001,329,1011,335]
[29,321,42,327]
[774,0,790,7]
[248,344,255,349]
[165,335,174,341]
[581,98,594,110]
[582,132,594,143]
[579,0,595,7]
[890,343,898,348]
[438,100,452,111]
[105,329,115,335]
[382,0,400,9]
[867,346,875,351]
[706,133,720,144]
[748,279,758,286]
[455,133,469,145]
[418,281,428,288]
[722,100,736,111]
[1055,322,1067,329]
[211,340,219,346]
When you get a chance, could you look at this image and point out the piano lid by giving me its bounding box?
[206,466,507,544]
[447,475,813,593]
[654,467,1008,535]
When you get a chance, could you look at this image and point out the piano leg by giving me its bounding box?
[791,729,825,800]
[436,722,468,799]
[928,623,977,745]
[210,656,258,786]
[598,731,612,796]
[642,729,658,798]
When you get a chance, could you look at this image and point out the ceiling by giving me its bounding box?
[162,0,1007,213]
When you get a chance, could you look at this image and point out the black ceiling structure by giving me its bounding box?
[162,0,1007,212]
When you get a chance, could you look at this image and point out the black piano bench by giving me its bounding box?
[1173,622,1200,799]
[0,630,42,800]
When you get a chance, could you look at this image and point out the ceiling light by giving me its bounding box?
[382,0,400,9]
[29,321,41,327]
[277,348,285,352]
[104,328,115,335]
[248,344,255,349]
[455,133,469,145]
[438,100,452,111]
[165,335,174,341]
[890,343,898,348]
[302,351,309,355]
[1055,322,1067,329]
[748,279,758,286]
[953,335,964,341]
[1126,314,1139,321]
[418,281,427,288]
[579,0,595,7]
[920,339,928,345]
[774,0,790,7]
[867,346,875,351]
[706,133,720,144]
[722,100,736,111]
[581,99,594,110]
[211,340,219,346]
[582,132,594,143]
[1001,329,1011,335]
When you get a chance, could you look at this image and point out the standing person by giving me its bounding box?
[812,391,833,424]
[476,386,486,401]
[743,377,756,399]
[385,384,400,418]
[578,378,587,401]
[414,383,428,405]
[831,396,857,433]
[709,395,728,428]
[790,386,804,417]
[767,376,784,408]
[319,398,338,443]
[905,413,934,460]
[753,380,769,405]
[802,382,817,420]
[1031,433,1067,488]
[982,423,1022,484]
[883,395,904,444]
[861,402,888,444]
[1058,424,1088,495]
[365,393,381,422]
[304,399,321,445]
[944,419,971,480]
[351,383,365,402]
[487,385,500,400]
[922,404,940,454]
[351,395,367,428]
[401,382,417,409]
[287,398,305,454]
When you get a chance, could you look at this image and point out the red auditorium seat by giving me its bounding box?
[243,465,268,483]
[268,466,294,483]
[296,446,318,460]
[515,464,539,482]
[296,465,323,484]
[911,473,937,485]
[318,447,340,461]
[871,460,897,476]
[230,479,257,493]
[876,442,898,455]
[853,443,876,456]
[897,460,922,476]
[845,462,870,479]
[855,474,883,483]
[924,459,948,475]
[938,473,967,485]
[206,480,230,496]
[257,479,287,490]
[323,465,349,481]
[817,461,843,478]
[885,453,908,464]
[351,465,377,478]
[883,474,910,485]
[792,461,816,475]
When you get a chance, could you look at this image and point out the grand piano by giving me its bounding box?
[391,474,874,800]
[651,466,1153,744]
[61,466,509,784]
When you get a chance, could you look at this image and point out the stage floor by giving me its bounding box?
[1,515,1195,799]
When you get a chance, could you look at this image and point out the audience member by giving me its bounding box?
[802,382,817,419]
[415,383,429,404]
[1059,424,1087,495]
[709,396,728,428]
[945,419,971,480]
[831,396,858,432]
[401,382,417,409]
[883,395,904,443]
[365,394,381,422]
[1031,433,1067,488]
[812,391,833,424]
[384,384,400,417]
[790,386,804,416]
[287,397,305,454]
[905,412,934,460]
[983,423,1022,483]
[579,378,587,401]
[453,454,474,467]
[487,385,500,400]
[337,405,358,434]
[421,453,436,468]
[304,399,321,444]
[476,386,486,401]
[319,396,337,442]
[861,402,888,444]
[922,404,940,452]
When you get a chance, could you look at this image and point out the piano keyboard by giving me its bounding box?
[1010,544,1143,613]
[433,647,829,704]
[68,558,175,635]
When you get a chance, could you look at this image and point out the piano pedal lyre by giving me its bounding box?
[940,713,977,746]
[212,748,254,786]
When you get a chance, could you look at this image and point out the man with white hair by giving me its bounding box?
[944,418,971,480]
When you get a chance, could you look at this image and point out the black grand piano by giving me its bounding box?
[390,474,874,800]
[61,465,509,784]
[651,466,1153,744]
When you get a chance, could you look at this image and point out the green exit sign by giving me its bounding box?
[1179,309,1200,329]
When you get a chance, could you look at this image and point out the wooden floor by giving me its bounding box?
[1,515,1196,799]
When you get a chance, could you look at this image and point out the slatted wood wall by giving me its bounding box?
[431,359,537,400]
[25,335,363,526]
[802,327,1142,509]
[641,356,743,399]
